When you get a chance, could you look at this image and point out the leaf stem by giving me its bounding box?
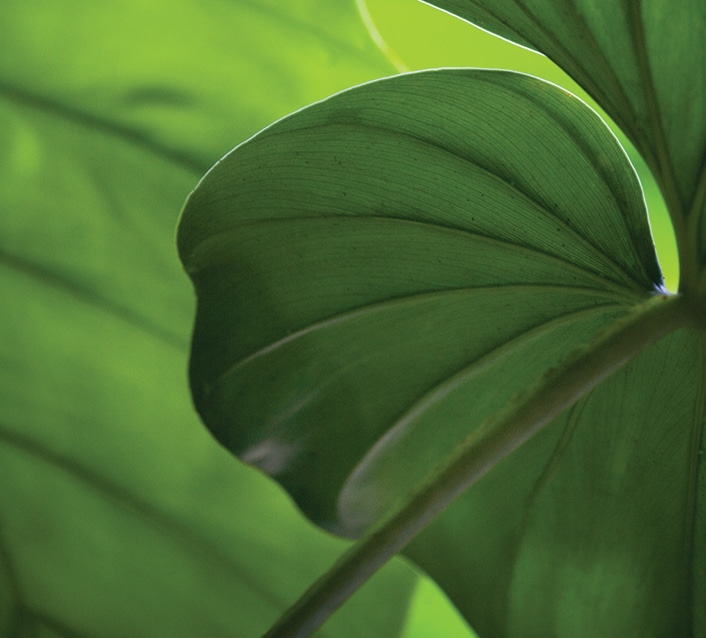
[264,293,692,638]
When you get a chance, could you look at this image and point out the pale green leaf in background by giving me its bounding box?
[0,1,460,636]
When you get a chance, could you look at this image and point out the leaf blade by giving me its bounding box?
[262,294,690,637]
[177,67,689,635]
[179,68,664,529]
[424,0,706,288]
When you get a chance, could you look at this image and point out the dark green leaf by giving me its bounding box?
[405,328,706,637]
[179,69,663,525]
[425,0,706,290]
[178,68,703,636]
[0,545,13,636]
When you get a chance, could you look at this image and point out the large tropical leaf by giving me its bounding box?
[178,61,705,637]
[0,2,435,636]
[427,0,706,291]
[178,70,661,529]
[364,0,680,290]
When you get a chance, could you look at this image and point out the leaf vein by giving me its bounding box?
[0,424,285,610]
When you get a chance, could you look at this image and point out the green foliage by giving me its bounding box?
[178,2,706,637]
[1,2,476,636]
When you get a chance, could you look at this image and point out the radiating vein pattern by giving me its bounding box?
[181,71,661,291]
[427,0,706,288]
[141,2,706,634]
[178,69,664,535]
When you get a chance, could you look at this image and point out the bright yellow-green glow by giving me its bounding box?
[401,573,478,638]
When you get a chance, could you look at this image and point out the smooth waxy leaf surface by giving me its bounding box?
[0,2,427,636]
[427,0,706,292]
[179,68,706,635]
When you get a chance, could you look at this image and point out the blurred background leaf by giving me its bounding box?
[0,1,467,636]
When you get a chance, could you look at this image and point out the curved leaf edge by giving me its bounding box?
[175,66,650,260]
[422,1,706,302]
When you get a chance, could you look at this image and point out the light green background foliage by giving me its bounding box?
[0,1,483,636]
[0,1,684,637]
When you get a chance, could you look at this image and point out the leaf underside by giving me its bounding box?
[428,0,706,290]
[178,65,706,636]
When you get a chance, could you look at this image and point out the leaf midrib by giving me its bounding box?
[340,300,630,502]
